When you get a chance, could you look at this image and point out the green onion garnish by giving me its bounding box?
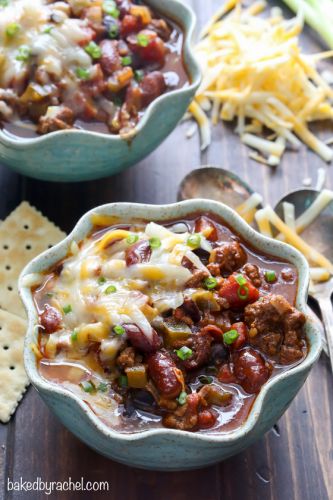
[63,304,72,314]
[15,45,31,62]
[204,277,218,290]
[187,233,201,248]
[105,285,117,294]
[175,346,193,361]
[102,1,120,18]
[121,56,132,66]
[237,285,249,300]
[126,233,139,245]
[46,292,53,298]
[137,33,149,47]
[98,276,106,284]
[97,382,108,392]
[177,391,187,405]
[80,380,96,393]
[198,375,213,384]
[134,69,144,82]
[118,375,128,387]
[75,67,90,80]
[265,270,277,283]
[223,329,239,345]
[43,26,53,34]
[149,237,161,249]
[109,23,119,39]
[113,325,125,336]
[71,330,78,342]
[6,22,20,37]
[84,41,102,59]
[235,274,247,286]
[0,0,9,7]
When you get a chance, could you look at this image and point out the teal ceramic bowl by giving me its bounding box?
[19,200,322,470]
[0,0,200,182]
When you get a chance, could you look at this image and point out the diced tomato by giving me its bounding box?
[218,274,259,309]
[194,216,218,241]
[198,409,217,429]
[130,31,167,65]
[217,363,236,384]
[121,14,142,37]
[228,322,248,350]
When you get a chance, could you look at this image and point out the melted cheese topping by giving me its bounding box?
[0,0,92,88]
[33,220,213,362]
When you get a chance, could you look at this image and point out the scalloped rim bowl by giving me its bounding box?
[0,0,201,182]
[19,200,322,470]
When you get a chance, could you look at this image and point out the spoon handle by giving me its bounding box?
[317,297,333,371]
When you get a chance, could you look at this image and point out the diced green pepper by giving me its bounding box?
[125,365,147,389]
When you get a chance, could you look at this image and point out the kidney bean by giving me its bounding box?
[197,409,217,429]
[217,363,237,384]
[123,323,161,353]
[201,325,224,341]
[39,304,62,334]
[125,240,152,266]
[147,351,183,399]
[174,298,201,325]
[194,216,218,242]
[209,343,229,365]
[182,331,213,371]
[100,40,121,75]
[140,71,166,107]
[233,348,271,394]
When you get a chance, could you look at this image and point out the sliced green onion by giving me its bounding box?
[98,276,106,285]
[105,285,117,294]
[134,69,144,82]
[175,346,193,360]
[43,26,53,34]
[0,0,9,7]
[223,329,239,345]
[102,1,120,18]
[177,391,187,405]
[118,375,128,387]
[80,380,96,393]
[75,67,90,80]
[113,325,125,336]
[198,374,213,384]
[149,237,161,249]
[126,233,139,245]
[97,382,108,392]
[71,330,78,342]
[63,304,72,314]
[235,274,247,286]
[6,22,20,37]
[237,285,249,300]
[204,277,218,290]
[46,292,54,298]
[265,270,277,283]
[187,233,201,248]
[113,95,122,107]
[109,23,119,39]
[137,33,150,47]
[121,55,132,66]
[15,45,31,62]
[84,41,102,59]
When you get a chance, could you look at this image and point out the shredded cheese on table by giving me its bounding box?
[189,0,333,165]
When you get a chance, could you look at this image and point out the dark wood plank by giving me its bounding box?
[1,0,333,499]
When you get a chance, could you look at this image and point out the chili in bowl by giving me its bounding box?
[19,200,321,469]
[0,0,200,181]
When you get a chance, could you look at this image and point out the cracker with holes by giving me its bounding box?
[0,309,29,422]
[0,201,65,318]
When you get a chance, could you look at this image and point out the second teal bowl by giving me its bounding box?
[0,0,201,182]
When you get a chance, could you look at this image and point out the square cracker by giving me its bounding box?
[0,309,28,423]
[0,201,66,318]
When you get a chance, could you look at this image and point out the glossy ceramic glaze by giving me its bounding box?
[19,200,322,470]
[0,0,201,182]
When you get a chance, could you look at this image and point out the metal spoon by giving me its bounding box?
[275,189,332,360]
[178,167,329,356]
[177,166,257,209]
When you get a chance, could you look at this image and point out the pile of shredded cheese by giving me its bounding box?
[235,189,333,283]
[188,0,333,166]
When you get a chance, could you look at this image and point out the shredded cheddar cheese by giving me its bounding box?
[189,0,333,165]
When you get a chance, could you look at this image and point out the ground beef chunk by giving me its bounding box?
[39,304,62,334]
[116,346,136,370]
[37,106,74,134]
[163,393,200,430]
[185,269,210,288]
[243,263,262,287]
[174,298,201,326]
[207,241,247,276]
[244,295,306,364]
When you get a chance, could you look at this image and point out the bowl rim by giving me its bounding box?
[19,199,322,443]
[0,0,201,149]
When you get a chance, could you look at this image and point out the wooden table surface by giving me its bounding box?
[1,1,333,499]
